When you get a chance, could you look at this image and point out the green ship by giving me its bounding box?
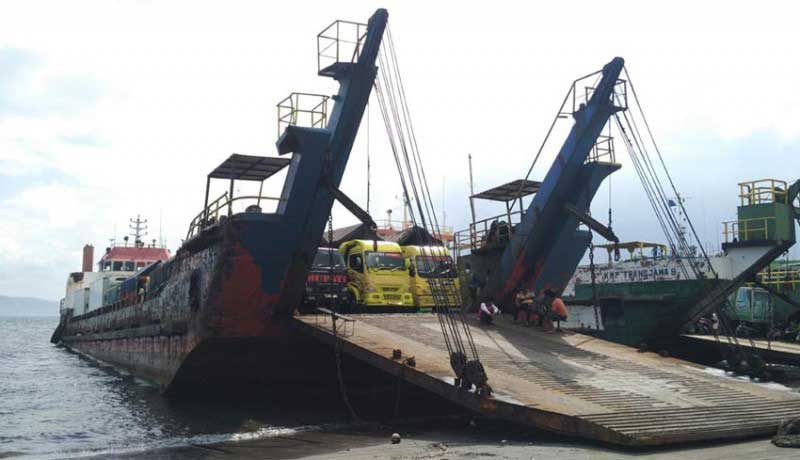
[563,178,800,347]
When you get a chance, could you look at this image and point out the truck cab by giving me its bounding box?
[339,239,415,310]
[401,245,460,308]
[301,247,350,312]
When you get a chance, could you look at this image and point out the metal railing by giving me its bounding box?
[722,216,776,243]
[560,76,628,117]
[277,92,329,137]
[738,179,788,206]
[451,230,474,260]
[588,135,616,163]
[186,193,284,239]
[317,19,368,74]
[452,210,524,257]
[758,268,800,289]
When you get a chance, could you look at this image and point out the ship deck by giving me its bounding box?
[294,313,800,446]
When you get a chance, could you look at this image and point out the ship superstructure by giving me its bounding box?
[61,236,171,318]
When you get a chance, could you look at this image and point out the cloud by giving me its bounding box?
[0,0,798,299]
[0,47,39,110]
[0,47,102,118]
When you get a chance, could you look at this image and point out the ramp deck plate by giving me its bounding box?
[295,313,800,446]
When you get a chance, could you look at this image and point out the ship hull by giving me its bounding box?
[567,278,724,347]
[57,215,328,393]
[61,329,338,394]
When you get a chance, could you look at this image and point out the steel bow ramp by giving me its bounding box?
[294,313,800,446]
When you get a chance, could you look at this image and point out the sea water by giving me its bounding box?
[0,316,346,459]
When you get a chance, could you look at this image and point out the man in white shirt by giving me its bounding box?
[478,297,501,325]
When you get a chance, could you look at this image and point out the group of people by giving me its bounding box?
[510,288,568,330]
[476,290,568,331]
[463,262,568,330]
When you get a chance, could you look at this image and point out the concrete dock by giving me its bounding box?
[294,313,800,446]
[683,334,800,365]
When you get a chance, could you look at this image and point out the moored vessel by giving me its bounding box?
[51,9,389,393]
[563,179,800,347]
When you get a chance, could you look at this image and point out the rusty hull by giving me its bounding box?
[60,217,315,392]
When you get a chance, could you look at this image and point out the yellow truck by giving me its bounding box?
[339,239,415,310]
[401,245,461,308]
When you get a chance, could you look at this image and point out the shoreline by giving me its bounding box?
[75,418,799,460]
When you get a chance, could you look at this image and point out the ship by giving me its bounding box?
[562,178,800,347]
[51,9,389,393]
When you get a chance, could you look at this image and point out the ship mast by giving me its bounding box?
[129,215,148,248]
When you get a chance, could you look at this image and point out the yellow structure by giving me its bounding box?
[401,245,461,308]
[339,239,414,309]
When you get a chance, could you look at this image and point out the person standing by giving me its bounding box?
[469,270,487,311]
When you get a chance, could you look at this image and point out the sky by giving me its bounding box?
[0,0,798,300]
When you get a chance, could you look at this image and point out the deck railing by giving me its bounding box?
[722,216,776,243]
[276,92,329,137]
[186,194,284,239]
[758,268,800,289]
[452,210,524,258]
[588,135,616,163]
[738,179,788,206]
[317,19,368,74]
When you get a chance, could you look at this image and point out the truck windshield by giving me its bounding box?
[312,251,345,269]
[415,255,457,278]
[366,252,405,271]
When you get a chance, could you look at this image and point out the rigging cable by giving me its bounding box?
[613,69,761,364]
[373,25,489,394]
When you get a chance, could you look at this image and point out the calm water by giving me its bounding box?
[3,317,800,459]
[0,316,348,459]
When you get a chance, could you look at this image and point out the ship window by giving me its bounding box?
[124,261,135,271]
[112,261,123,271]
[137,261,146,268]
[102,261,112,271]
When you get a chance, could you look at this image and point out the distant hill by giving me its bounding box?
[0,295,59,317]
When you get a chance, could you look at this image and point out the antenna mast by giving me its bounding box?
[129,215,148,247]
[442,176,446,227]
[468,154,476,224]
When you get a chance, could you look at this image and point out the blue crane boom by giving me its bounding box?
[495,57,626,303]
[260,9,388,316]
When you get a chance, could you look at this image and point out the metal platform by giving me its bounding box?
[295,313,800,446]
[684,334,800,365]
